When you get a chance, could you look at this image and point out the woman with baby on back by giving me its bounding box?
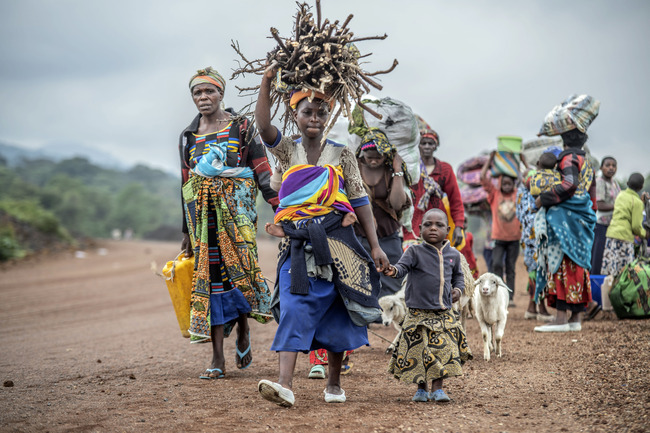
[533,95,599,333]
[384,208,472,403]
[255,66,389,407]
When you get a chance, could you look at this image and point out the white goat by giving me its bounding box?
[378,285,407,353]
[473,273,510,361]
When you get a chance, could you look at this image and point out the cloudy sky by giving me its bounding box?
[1,0,648,178]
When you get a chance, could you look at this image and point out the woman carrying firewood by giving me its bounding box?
[255,67,389,407]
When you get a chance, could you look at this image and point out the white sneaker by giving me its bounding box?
[258,380,295,407]
[534,323,570,333]
[568,322,582,331]
[323,388,346,403]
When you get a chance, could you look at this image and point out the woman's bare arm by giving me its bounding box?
[355,204,388,272]
[255,70,279,145]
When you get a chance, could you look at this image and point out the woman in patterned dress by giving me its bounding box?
[533,129,597,332]
[178,67,278,379]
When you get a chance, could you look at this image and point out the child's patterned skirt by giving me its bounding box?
[388,308,472,384]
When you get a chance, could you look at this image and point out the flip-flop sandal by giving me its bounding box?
[258,380,295,407]
[235,332,252,370]
[308,364,326,379]
[199,368,225,380]
[340,361,354,375]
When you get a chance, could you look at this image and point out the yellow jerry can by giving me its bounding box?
[162,253,194,338]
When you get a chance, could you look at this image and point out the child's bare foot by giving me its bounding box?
[264,222,285,238]
[341,212,358,227]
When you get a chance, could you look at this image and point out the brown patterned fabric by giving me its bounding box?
[388,309,472,384]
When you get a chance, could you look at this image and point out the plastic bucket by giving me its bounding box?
[590,274,606,306]
[497,136,523,153]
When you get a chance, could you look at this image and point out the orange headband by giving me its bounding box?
[290,89,334,110]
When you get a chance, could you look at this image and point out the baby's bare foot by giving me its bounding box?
[265,222,285,238]
[341,213,358,227]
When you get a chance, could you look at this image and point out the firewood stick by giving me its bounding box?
[358,101,383,120]
[365,59,399,77]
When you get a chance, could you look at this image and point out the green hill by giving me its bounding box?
[0,157,182,260]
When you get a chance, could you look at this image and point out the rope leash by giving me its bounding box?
[367,328,394,345]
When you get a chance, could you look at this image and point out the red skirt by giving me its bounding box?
[310,349,353,365]
[546,256,592,308]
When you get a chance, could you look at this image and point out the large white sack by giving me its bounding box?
[348,97,421,186]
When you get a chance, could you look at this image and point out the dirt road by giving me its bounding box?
[1,239,648,432]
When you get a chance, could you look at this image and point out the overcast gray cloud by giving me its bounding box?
[0,0,648,178]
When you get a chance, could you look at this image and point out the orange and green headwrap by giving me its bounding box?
[189,67,226,93]
[289,89,334,110]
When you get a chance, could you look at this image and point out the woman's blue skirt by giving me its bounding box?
[270,256,369,352]
[209,290,251,327]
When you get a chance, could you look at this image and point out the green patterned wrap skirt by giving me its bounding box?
[388,308,472,384]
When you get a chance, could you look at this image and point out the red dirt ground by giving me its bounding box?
[1,239,649,433]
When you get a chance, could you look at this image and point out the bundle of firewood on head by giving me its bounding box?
[231,0,398,138]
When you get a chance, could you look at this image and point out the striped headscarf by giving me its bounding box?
[274,164,354,223]
[189,67,226,92]
[415,114,439,144]
[357,128,390,155]
[420,128,439,144]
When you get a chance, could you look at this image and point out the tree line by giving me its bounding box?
[0,156,181,260]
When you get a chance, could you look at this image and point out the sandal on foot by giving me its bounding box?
[235,331,252,370]
[258,380,295,407]
[524,311,537,320]
[534,323,570,332]
[537,313,555,322]
[429,389,451,402]
[412,389,429,402]
[568,322,582,331]
[308,365,326,379]
[199,368,225,380]
[324,388,346,403]
[340,361,354,376]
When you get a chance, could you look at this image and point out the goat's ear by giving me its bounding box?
[474,274,485,286]
[495,275,512,292]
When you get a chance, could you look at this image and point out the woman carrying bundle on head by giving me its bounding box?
[533,95,599,333]
[255,68,389,407]
[178,67,279,379]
